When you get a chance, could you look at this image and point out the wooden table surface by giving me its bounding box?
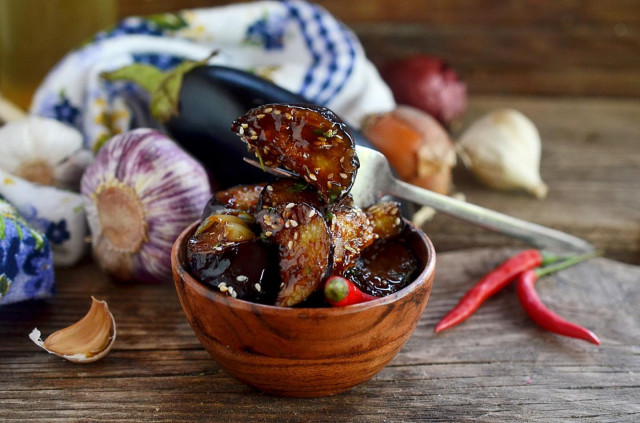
[2,1,640,422]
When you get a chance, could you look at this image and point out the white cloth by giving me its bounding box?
[31,0,395,152]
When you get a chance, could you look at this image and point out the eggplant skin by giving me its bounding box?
[256,203,333,307]
[188,239,280,305]
[163,66,374,189]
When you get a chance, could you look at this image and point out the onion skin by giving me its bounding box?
[81,129,211,283]
[381,55,467,127]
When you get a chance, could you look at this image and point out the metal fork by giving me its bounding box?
[245,145,594,253]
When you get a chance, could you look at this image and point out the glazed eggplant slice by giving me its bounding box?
[201,183,266,218]
[213,183,266,212]
[345,234,419,297]
[187,213,280,304]
[364,201,405,241]
[231,104,359,203]
[257,203,332,307]
[327,204,375,274]
[189,240,280,304]
[257,179,323,211]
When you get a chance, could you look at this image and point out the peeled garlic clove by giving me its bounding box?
[29,297,116,363]
[457,108,548,199]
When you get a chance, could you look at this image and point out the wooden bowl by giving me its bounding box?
[171,220,436,397]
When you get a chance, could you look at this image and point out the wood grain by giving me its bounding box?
[424,96,640,264]
[117,0,640,97]
[2,248,638,421]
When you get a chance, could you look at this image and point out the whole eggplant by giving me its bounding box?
[105,63,375,188]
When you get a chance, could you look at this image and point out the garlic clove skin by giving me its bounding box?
[457,109,548,199]
[29,297,116,363]
[0,116,91,190]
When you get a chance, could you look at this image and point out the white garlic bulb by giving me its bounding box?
[0,116,92,190]
[457,109,548,198]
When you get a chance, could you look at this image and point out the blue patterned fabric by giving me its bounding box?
[30,1,395,152]
[0,198,55,305]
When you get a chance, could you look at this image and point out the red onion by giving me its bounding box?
[381,55,467,126]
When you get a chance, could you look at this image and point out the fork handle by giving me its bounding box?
[390,179,594,253]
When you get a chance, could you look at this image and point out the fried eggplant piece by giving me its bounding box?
[187,214,279,304]
[327,204,375,274]
[231,104,359,203]
[364,201,405,241]
[257,202,332,307]
[345,234,419,297]
[205,183,266,214]
[257,178,324,211]
[189,240,280,304]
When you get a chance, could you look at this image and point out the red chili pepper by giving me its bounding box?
[516,253,601,345]
[324,276,377,307]
[435,249,558,333]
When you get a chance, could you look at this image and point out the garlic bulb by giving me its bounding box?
[457,109,548,198]
[0,116,92,190]
[0,117,90,267]
[29,297,116,363]
[81,129,211,283]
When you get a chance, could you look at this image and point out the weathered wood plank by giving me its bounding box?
[424,96,640,264]
[1,248,638,422]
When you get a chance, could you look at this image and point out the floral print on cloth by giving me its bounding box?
[0,117,90,267]
[30,0,395,152]
[0,170,86,267]
[0,198,55,306]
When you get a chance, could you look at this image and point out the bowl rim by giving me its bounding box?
[172,217,436,317]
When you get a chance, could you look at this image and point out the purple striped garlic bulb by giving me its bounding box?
[81,129,211,283]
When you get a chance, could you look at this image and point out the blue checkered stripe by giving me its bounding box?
[285,1,357,105]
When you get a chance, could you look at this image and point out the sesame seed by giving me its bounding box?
[335,134,343,139]
[285,113,293,120]
[231,290,237,298]
[257,114,265,119]
[395,217,401,225]
[308,174,317,181]
[241,123,248,129]
[340,173,348,179]
[308,209,316,217]
[317,136,326,142]
[250,135,258,140]
[286,203,295,209]
[314,167,321,172]
[294,232,298,240]
[274,109,282,115]
[327,173,333,179]
[265,231,272,237]
[238,127,244,135]
[255,283,262,292]
[391,207,399,215]
[266,185,273,191]
[219,283,229,293]
[340,157,345,163]
[287,240,293,250]
[285,221,290,228]
[236,275,248,282]
[280,282,285,289]
[264,107,273,113]
[290,220,298,228]
[327,181,332,188]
